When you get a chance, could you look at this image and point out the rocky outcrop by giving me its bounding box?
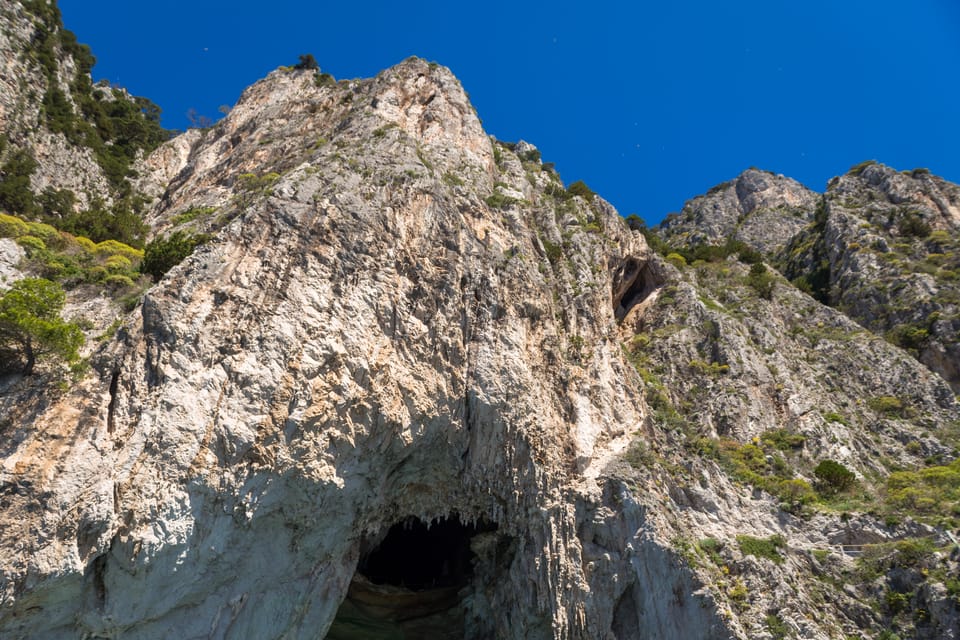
[658,169,818,254]
[0,1,166,218]
[780,162,960,391]
[0,2,110,208]
[636,162,960,638]
[0,238,24,286]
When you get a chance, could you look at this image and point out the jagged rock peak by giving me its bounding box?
[658,168,818,254]
[140,56,494,229]
[828,161,960,231]
[777,160,960,391]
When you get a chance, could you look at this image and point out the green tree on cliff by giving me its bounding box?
[0,278,83,375]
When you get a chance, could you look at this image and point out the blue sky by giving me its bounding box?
[58,1,960,224]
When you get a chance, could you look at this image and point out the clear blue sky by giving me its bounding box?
[58,1,960,224]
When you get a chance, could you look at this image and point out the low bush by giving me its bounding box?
[814,459,856,495]
[736,534,786,563]
[868,396,905,416]
[141,231,210,281]
[566,180,595,200]
[746,262,775,299]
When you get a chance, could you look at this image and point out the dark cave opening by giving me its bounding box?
[614,260,662,322]
[358,514,497,591]
[326,515,503,639]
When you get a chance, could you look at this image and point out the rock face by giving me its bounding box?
[658,169,818,254]
[0,59,730,639]
[644,160,960,639]
[657,161,960,394]
[3,7,960,639]
[781,162,960,392]
[0,2,110,207]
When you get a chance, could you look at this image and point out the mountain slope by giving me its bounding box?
[0,57,732,639]
[1,4,960,639]
[0,1,166,243]
[781,162,960,392]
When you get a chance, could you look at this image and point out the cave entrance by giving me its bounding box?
[358,515,494,590]
[613,259,663,323]
[325,514,499,640]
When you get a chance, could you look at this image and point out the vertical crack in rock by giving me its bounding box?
[87,553,108,612]
[106,369,120,434]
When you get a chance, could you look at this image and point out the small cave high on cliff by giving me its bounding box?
[613,259,663,322]
[357,515,496,590]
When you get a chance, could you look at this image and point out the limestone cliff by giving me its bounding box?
[2,6,960,640]
[0,58,729,639]
[647,160,960,639]
[780,162,960,392]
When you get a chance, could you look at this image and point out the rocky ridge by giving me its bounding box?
[0,1,109,206]
[781,162,960,392]
[657,168,818,255]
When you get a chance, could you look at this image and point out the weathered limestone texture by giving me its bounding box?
[0,59,729,639]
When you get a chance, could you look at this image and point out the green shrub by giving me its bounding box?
[868,396,904,416]
[15,235,46,253]
[665,252,687,268]
[0,212,30,238]
[897,210,931,238]
[765,614,790,640]
[541,238,563,264]
[0,150,39,217]
[727,579,749,610]
[442,172,464,187]
[624,440,653,469]
[141,231,210,281]
[102,274,136,290]
[93,239,144,260]
[103,254,133,272]
[314,72,336,87]
[746,262,775,299]
[698,537,724,564]
[518,148,541,164]
[236,172,280,206]
[760,429,805,451]
[886,460,960,517]
[171,206,216,225]
[849,159,878,176]
[736,534,785,563]
[293,53,319,70]
[689,359,729,376]
[566,180,595,200]
[814,459,856,494]
[61,197,150,248]
[484,192,519,210]
[25,221,59,241]
[698,437,811,510]
[886,323,929,352]
[0,278,83,375]
[822,411,849,426]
